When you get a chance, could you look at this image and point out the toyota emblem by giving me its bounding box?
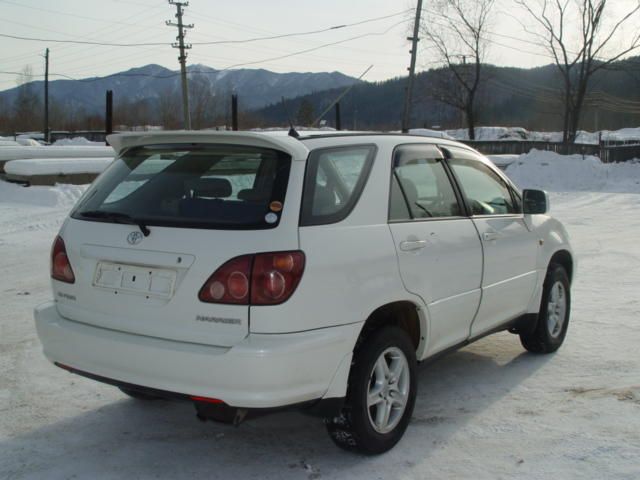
[127,231,144,245]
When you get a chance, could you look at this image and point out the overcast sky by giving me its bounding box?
[0,0,638,91]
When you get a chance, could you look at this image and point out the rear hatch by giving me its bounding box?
[54,134,307,347]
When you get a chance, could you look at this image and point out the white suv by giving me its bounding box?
[34,131,573,454]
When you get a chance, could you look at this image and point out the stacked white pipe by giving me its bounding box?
[0,144,114,178]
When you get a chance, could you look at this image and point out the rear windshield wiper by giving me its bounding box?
[80,210,151,237]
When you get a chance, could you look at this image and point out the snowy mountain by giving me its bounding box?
[0,64,358,113]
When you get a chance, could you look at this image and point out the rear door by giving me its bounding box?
[55,142,303,348]
[388,144,483,355]
[443,146,539,337]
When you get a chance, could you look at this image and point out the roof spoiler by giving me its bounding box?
[106,131,310,160]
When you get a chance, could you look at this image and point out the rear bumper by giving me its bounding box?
[34,302,360,409]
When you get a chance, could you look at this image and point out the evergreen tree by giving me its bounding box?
[296,99,315,126]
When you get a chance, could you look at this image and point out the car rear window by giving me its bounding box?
[72,144,292,229]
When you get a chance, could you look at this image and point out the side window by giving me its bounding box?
[389,175,411,221]
[448,158,517,215]
[300,145,376,226]
[389,145,461,221]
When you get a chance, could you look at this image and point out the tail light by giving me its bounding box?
[251,252,305,305]
[51,236,75,284]
[199,251,305,306]
[198,255,252,304]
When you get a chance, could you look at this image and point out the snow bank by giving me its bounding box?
[0,179,87,208]
[0,140,20,147]
[487,154,520,168]
[409,128,454,139]
[505,149,640,193]
[16,138,42,147]
[53,137,106,147]
[446,126,640,144]
[4,158,113,176]
[0,145,114,161]
[447,126,529,141]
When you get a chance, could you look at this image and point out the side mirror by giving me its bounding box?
[523,189,549,214]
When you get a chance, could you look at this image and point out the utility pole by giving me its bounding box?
[43,48,49,143]
[401,0,423,133]
[231,93,239,131]
[167,1,193,130]
[105,90,113,145]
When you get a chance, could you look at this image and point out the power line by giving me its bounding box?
[1,0,169,31]
[486,77,640,114]
[0,4,170,69]
[0,19,410,84]
[423,7,640,67]
[188,10,412,45]
[0,32,169,47]
[0,9,413,48]
[215,20,410,71]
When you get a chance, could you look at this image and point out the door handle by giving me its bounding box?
[483,231,499,242]
[400,240,428,252]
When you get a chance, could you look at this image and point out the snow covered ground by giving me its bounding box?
[1,156,639,479]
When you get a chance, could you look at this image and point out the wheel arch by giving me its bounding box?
[549,249,574,284]
[356,300,427,357]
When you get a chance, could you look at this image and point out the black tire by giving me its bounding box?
[119,386,162,400]
[325,326,417,455]
[520,264,571,353]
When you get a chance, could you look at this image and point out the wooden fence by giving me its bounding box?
[461,140,601,157]
[600,143,640,163]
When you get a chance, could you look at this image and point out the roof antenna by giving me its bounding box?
[281,96,299,138]
[311,64,373,128]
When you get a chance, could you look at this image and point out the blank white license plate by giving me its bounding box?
[93,262,177,298]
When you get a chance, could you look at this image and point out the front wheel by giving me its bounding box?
[325,326,417,454]
[520,264,571,353]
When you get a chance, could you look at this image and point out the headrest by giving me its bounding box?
[238,189,266,202]
[189,178,232,198]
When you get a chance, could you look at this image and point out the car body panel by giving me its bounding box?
[35,301,362,407]
[34,131,574,409]
[389,219,483,354]
[469,215,540,337]
[51,145,306,348]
